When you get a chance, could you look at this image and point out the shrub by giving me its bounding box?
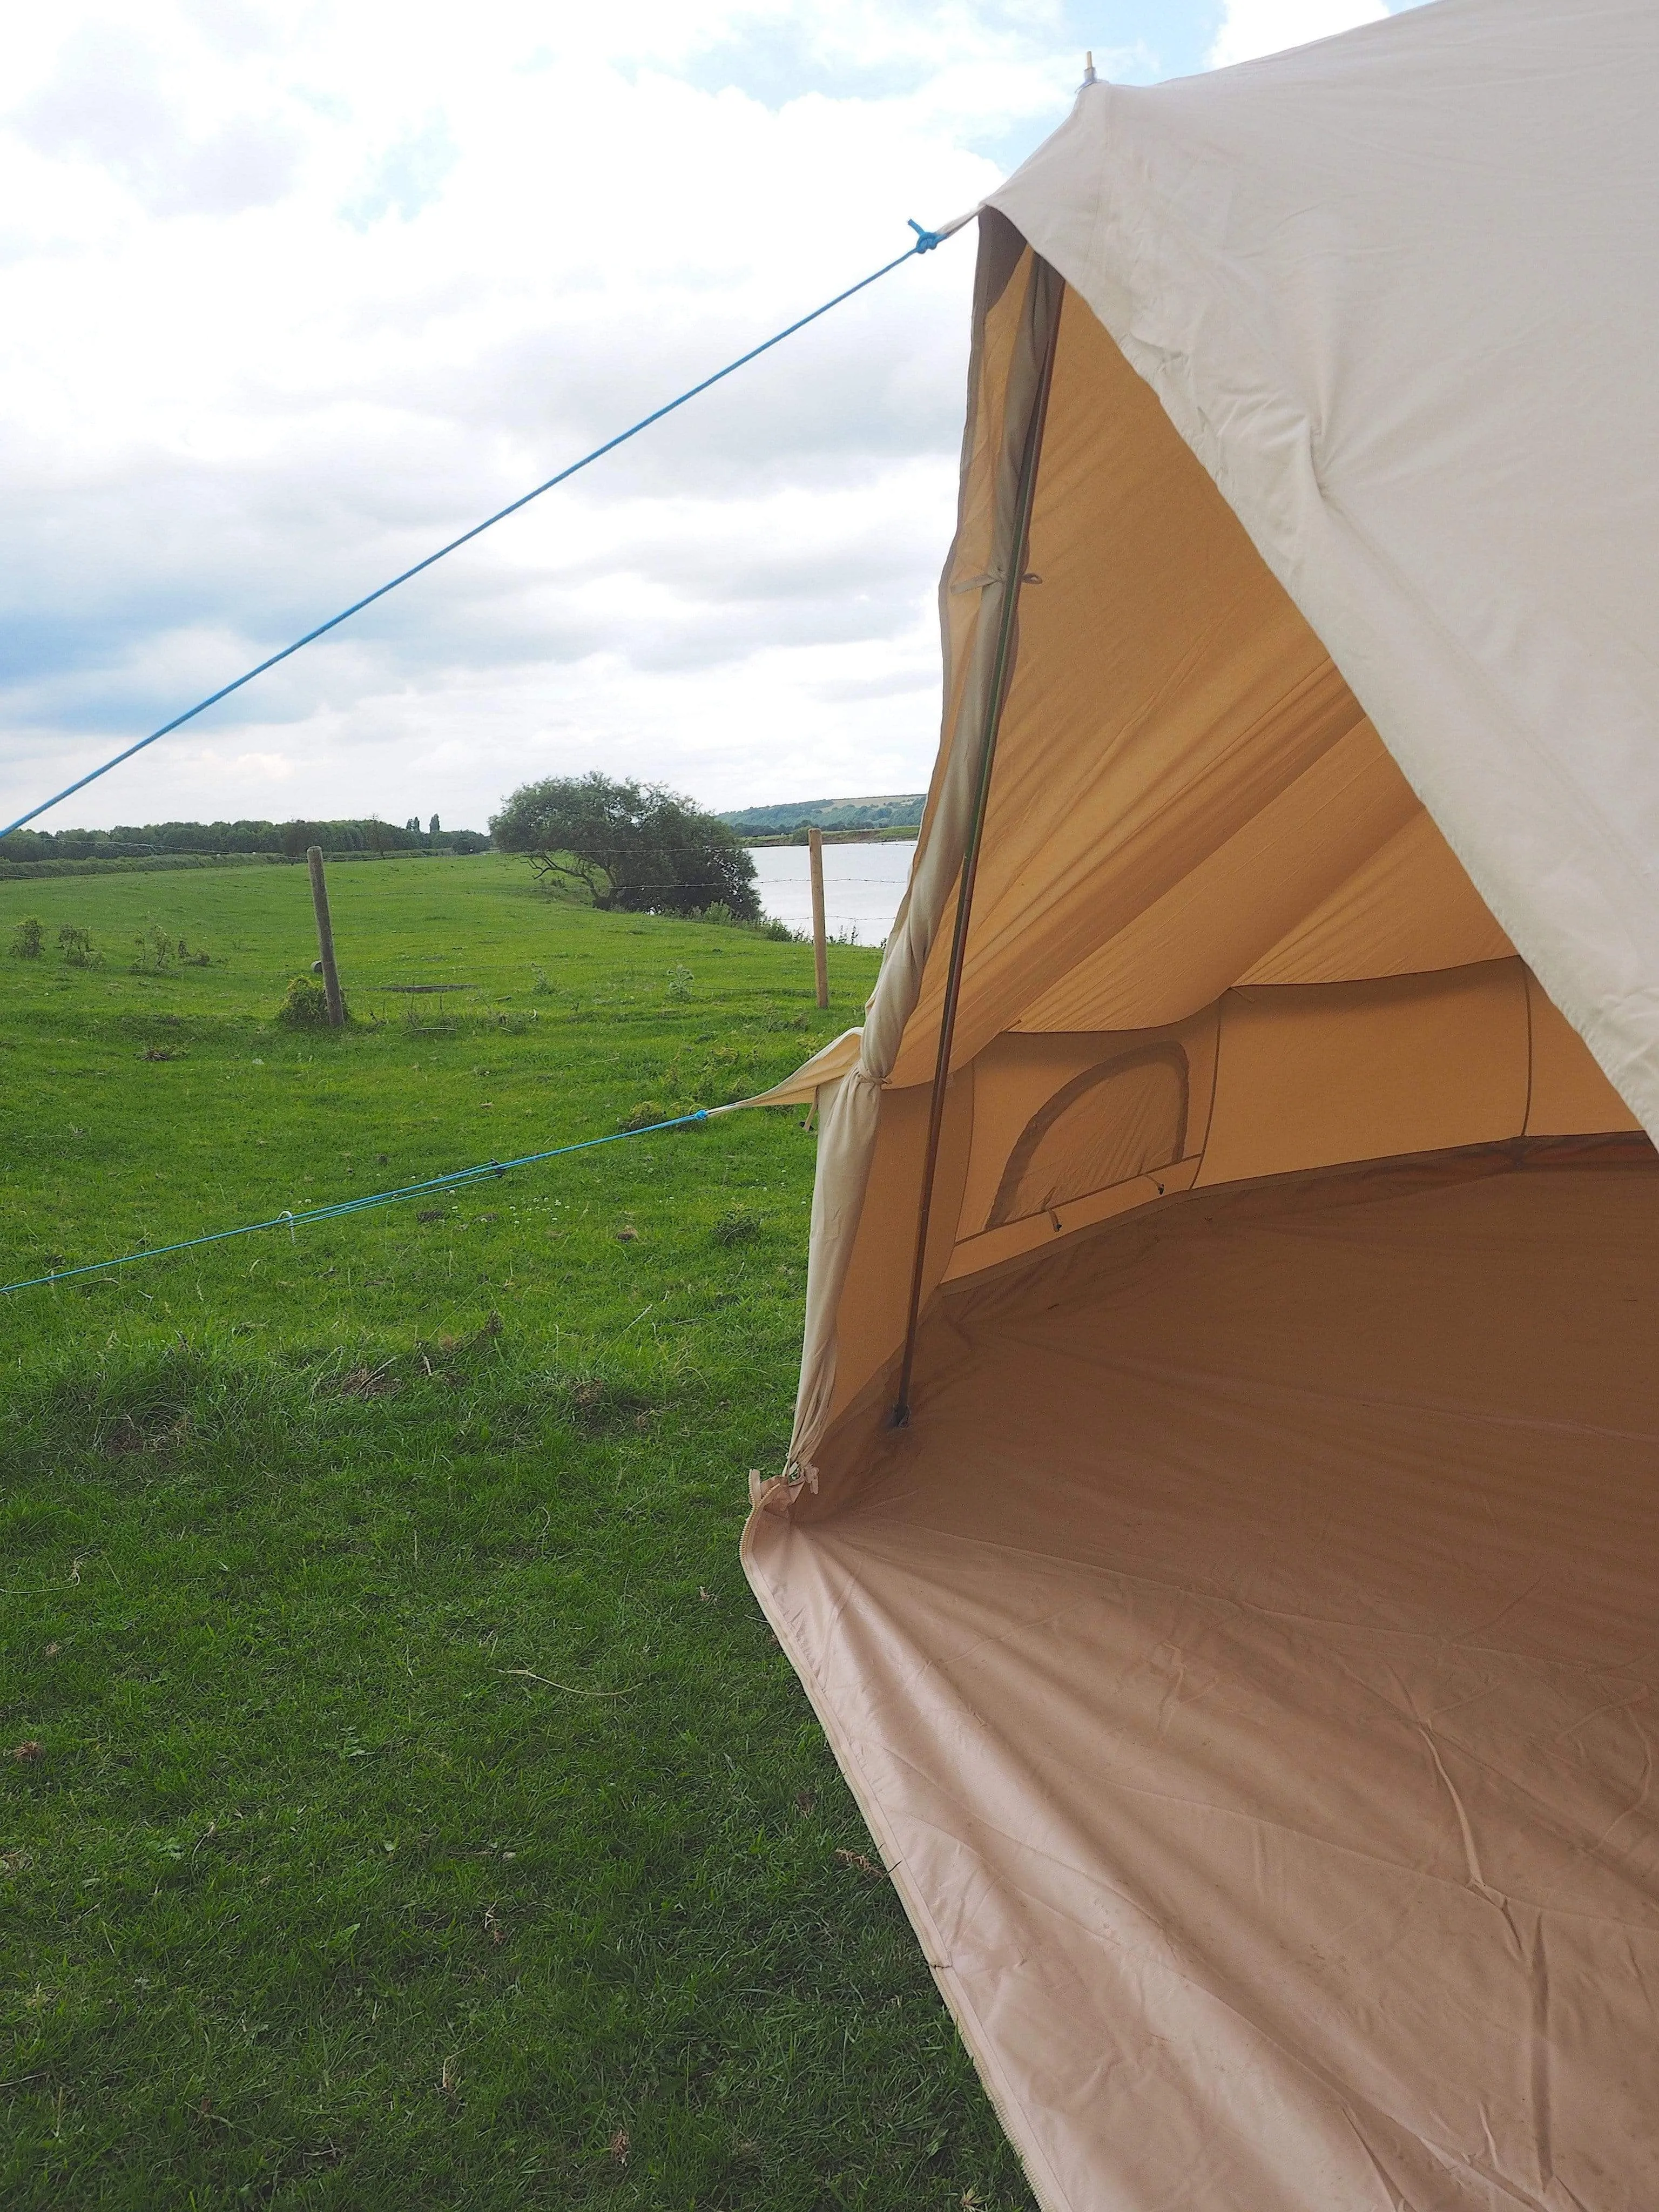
[490,770,761,919]
[751,917,799,942]
[58,923,101,968]
[699,901,734,926]
[8,916,44,959]
[665,965,693,1002]
[131,923,174,973]
[130,924,211,973]
[277,974,339,1027]
[529,964,555,994]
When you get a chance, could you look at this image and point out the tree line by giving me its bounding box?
[0,817,490,864]
[2,777,768,922]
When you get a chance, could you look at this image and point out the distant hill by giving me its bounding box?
[719,793,925,836]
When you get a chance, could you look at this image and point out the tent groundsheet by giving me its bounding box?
[747,1149,1659,2207]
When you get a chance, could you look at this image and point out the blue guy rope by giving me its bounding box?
[0,1109,710,1296]
[3,217,961,841]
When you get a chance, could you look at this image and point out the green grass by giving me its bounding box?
[0,858,1037,2210]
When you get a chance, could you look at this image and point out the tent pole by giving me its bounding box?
[892,293,1059,1427]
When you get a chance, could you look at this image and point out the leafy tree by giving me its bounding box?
[490,773,760,919]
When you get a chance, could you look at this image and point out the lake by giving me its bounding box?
[747,840,916,948]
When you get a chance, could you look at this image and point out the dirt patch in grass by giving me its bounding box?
[100,1407,191,1455]
[557,1372,660,1437]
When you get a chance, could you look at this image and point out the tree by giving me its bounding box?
[428,813,441,839]
[490,772,760,920]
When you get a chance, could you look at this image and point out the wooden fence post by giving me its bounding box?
[306,846,346,1029]
[807,826,829,1010]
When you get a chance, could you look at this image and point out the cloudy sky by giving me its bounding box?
[1,0,1411,835]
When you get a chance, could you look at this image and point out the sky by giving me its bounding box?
[0,0,1408,835]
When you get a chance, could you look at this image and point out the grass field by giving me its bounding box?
[0,857,1038,2210]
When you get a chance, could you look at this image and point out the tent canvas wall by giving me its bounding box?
[740,3,1659,2205]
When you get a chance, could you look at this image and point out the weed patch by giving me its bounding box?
[56,925,101,969]
[278,972,338,1026]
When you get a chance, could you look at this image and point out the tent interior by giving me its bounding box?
[741,189,1659,2212]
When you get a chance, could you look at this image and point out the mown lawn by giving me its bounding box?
[0,857,1037,2210]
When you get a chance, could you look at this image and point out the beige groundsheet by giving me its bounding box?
[745,1149,1659,2211]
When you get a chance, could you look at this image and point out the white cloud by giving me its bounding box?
[227,750,296,784]
[0,3,1182,834]
[1208,0,1390,70]
[13,21,303,216]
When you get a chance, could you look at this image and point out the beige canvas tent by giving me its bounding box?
[738,2,1659,2205]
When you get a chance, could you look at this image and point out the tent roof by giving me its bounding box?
[987,0,1659,1135]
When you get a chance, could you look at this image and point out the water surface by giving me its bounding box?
[746,839,916,947]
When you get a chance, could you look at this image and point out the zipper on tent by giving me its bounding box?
[892,269,1061,1428]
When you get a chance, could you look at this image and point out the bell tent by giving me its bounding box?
[740,2,1659,2206]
